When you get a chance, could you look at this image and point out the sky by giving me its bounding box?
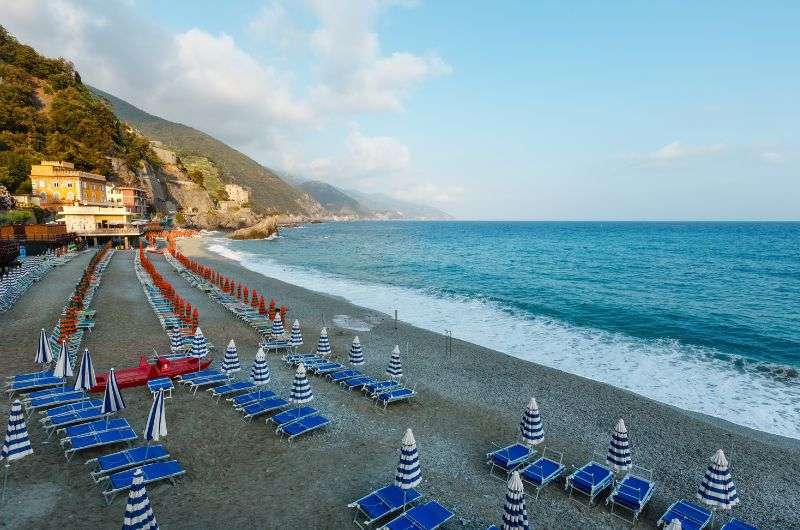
[3,1,799,220]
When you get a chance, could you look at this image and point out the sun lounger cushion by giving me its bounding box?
[64,418,129,439]
[94,445,169,475]
[28,390,85,409]
[364,380,399,394]
[147,378,173,392]
[488,443,532,471]
[568,462,613,496]
[108,459,185,492]
[7,376,63,392]
[610,474,654,511]
[658,500,713,530]
[380,500,455,530]
[269,406,318,426]
[721,519,759,530]
[377,388,415,405]
[44,399,102,419]
[210,380,254,396]
[48,408,103,428]
[242,397,289,417]
[328,369,362,382]
[279,414,330,438]
[343,376,376,389]
[8,370,53,382]
[350,484,422,522]
[231,389,276,407]
[26,386,76,400]
[67,427,136,452]
[520,457,565,487]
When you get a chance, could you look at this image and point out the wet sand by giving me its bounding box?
[1,243,798,529]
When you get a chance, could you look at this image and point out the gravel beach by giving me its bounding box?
[1,241,798,529]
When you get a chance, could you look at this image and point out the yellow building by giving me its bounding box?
[29,161,108,209]
[57,205,134,234]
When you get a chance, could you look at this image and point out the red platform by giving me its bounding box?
[92,355,214,392]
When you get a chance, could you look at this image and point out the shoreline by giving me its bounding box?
[178,235,800,528]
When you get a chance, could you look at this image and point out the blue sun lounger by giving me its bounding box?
[720,519,759,530]
[44,408,105,438]
[310,362,343,375]
[241,397,289,422]
[209,380,255,401]
[87,444,170,483]
[267,406,319,430]
[565,460,614,505]
[102,459,186,504]
[230,389,276,408]
[63,426,137,462]
[348,483,422,528]
[26,390,86,412]
[147,377,173,398]
[283,353,319,365]
[176,369,220,384]
[60,418,129,441]
[486,443,536,477]
[7,370,53,382]
[606,466,655,524]
[262,338,290,352]
[657,500,713,530]
[277,414,331,440]
[363,380,400,396]
[187,373,229,394]
[24,386,76,402]
[342,376,377,390]
[518,447,566,498]
[328,369,363,383]
[378,500,455,530]
[6,376,64,395]
[375,387,416,409]
[40,399,102,422]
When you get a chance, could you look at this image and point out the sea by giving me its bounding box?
[206,221,800,439]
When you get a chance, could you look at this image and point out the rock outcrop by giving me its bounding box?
[229,216,279,240]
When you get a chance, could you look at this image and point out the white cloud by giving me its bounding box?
[760,151,786,164]
[627,141,727,164]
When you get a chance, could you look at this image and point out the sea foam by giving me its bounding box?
[207,239,800,439]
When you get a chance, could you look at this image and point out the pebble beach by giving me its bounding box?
[1,238,798,529]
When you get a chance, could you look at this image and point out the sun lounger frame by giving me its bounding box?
[606,465,655,525]
[347,483,423,529]
[518,447,566,498]
[101,459,186,505]
[565,458,614,506]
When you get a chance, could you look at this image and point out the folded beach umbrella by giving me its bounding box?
[34,328,53,365]
[121,468,159,530]
[501,471,530,530]
[289,320,303,349]
[271,312,285,338]
[250,347,271,385]
[222,339,241,374]
[697,449,740,510]
[101,368,126,419]
[386,345,403,379]
[316,328,331,357]
[395,428,421,490]
[169,327,184,353]
[52,340,73,380]
[191,327,208,359]
[606,418,632,472]
[144,389,167,443]
[519,397,544,446]
[1,399,33,502]
[73,348,97,391]
[349,336,364,366]
[289,363,313,403]
[664,519,682,530]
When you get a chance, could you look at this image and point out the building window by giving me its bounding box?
[66,192,74,201]
[39,192,47,201]
[39,180,45,188]
[67,182,73,187]
[53,181,59,188]
[53,192,61,201]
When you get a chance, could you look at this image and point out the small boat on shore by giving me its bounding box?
[91,355,213,392]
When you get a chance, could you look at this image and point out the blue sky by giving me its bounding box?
[4,1,799,219]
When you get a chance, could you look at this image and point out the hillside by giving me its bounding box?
[87,86,323,217]
[0,26,156,194]
[343,188,452,220]
[298,180,371,218]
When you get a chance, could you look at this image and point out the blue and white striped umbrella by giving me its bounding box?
[169,327,183,353]
[501,471,530,530]
[1,400,33,463]
[191,327,208,359]
[221,339,241,374]
[607,419,632,471]
[519,397,544,446]
[144,390,167,442]
[289,363,313,403]
[250,347,271,385]
[34,328,52,365]
[395,428,421,489]
[697,449,740,510]
[52,341,73,379]
[271,312,285,338]
[73,348,96,391]
[664,519,683,530]
[121,468,159,530]
[101,368,126,416]
[289,320,303,348]
[316,328,331,357]
[349,336,364,366]
[386,345,403,379]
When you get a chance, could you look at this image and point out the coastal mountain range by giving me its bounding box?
[0,25,450,230]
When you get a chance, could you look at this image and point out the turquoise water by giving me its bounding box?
[207,221,800,438]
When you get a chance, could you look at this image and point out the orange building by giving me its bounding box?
[107,185,148,216]
[29,161,108,209]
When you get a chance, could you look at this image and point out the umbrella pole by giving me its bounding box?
[1,463,9,503]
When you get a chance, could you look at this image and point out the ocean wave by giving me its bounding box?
[206,238,800,440]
